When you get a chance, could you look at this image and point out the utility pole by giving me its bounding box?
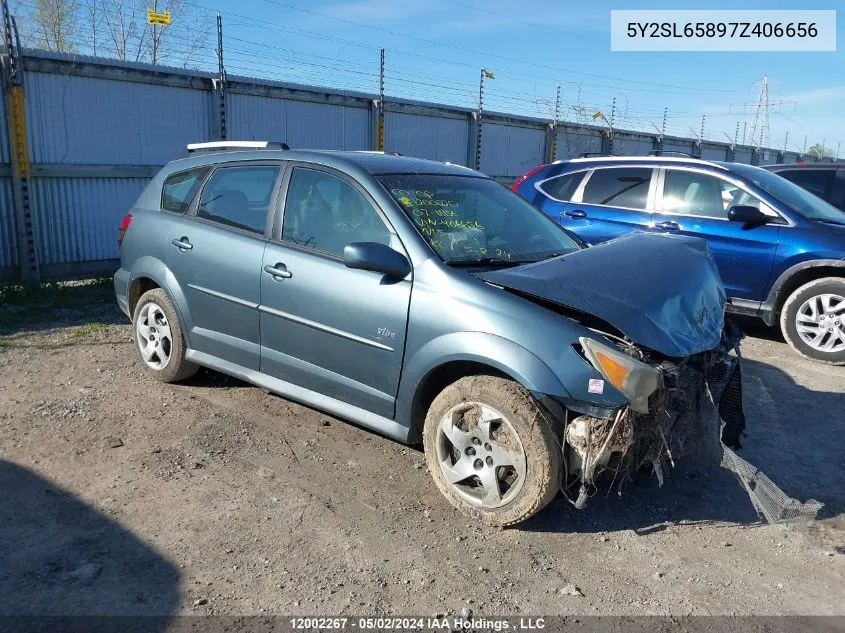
[802,135,808,158]
[661,107,668,139]
[213,13,227,141]
[376,48,385,151]
[836,142,841,162]
[749,75,769,149]
[742,121,747,146]
[2,0,38,281]
[783,131,789,153]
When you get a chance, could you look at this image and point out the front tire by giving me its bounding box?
[132,288,199,382]
[422,375,562,527]
[780,277,845,365]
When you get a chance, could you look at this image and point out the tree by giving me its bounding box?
[25,0,80,53]
[807,143,834,159]
[11,0,210,67]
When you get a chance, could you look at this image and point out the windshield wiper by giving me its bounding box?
[814,219,845,226]
[447,257,532,268]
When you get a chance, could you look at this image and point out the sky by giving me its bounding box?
[14,0,845,154]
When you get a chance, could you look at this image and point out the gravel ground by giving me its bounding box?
[0,289,843,618]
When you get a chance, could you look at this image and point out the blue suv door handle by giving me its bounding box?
[655,220,680,231]
[171,237,193,250]
[564,210,587,219]
[264,263,293,279]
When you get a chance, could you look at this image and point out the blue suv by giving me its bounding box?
[513,156,845,365]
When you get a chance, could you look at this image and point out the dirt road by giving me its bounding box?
[1,285,843,617]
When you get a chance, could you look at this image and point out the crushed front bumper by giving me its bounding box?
[558,320,822,524]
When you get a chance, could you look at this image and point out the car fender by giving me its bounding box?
[395,331,573,429]
[763,257,845,319]
[129,256,195,346]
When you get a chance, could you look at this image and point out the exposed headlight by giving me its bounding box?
[578,337,660,414]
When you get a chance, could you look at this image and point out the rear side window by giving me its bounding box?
[161,168,206,213]
[537,172,584,201]
[582,168,652,210]
[776,169,835,201]
[197,165,280,234]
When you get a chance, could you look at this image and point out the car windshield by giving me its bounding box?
[377,173,581,265]
[731,164,845,223]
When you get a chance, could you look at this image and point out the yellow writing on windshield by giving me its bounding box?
[391,188,486,237]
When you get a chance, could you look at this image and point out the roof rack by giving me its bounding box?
[648,150,695,157]
[580,152,619,158]
[185,140,290,153]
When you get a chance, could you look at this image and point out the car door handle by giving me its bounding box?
[171,237,193,250]
[264,263,292,279]
[564,209,587,219]
[655,221,680,231]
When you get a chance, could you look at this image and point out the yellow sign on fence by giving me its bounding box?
[146,9,171,25]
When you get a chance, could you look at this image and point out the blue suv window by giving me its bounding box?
[582,168,651,209]
[197,165,280,234]
[538,172,584,201]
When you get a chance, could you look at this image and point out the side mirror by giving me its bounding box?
[343,242,411,279]
[727,205,770,225]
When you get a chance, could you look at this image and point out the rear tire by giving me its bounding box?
[780,277,845,365]
[132,288,199,382]
[422,375,562,527]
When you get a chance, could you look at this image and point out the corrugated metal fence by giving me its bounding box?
[0,50,831,281]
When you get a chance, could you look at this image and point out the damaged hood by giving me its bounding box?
[475,232,727,357]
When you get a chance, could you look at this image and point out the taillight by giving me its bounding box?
[511,164,548,193]
[118,213,133,248]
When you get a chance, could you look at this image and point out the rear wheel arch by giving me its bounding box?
[127,258,194,343]
[127,277,160,316]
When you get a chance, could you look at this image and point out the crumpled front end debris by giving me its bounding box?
[561,320,823,523]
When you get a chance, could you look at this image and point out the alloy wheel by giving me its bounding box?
[435,402,527,509]
[135,302,174,370]
[795,293,845,353]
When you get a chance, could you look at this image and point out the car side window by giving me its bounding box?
[662,170,760,219]
[197,165,280,234]
[281,167,391,258]
[537,172,584,201]
[581,168,651,209]
[777,169,835,201]
[162,167,207,213]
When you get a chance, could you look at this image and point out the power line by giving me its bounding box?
[248,0,751,95]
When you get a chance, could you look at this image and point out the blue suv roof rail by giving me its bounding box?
[648,150,694,157]
[566,155,729,171]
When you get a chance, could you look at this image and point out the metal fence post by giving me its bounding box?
[212,13,227,141]
[468,111,479,170]
[2,0,38,282]
[543,123,556,164]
